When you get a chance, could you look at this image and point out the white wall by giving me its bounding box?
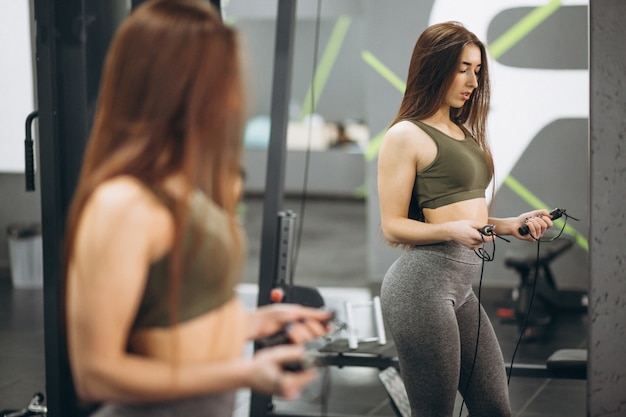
[0,1,36,173]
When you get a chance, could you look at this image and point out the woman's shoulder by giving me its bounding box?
[87,176,172,229]
[384,119,434,149]
[92,176,158,209]
[388,119,433,137]
[81,176,174,258]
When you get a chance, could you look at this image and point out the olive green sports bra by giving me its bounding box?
[132,189,243,329]
[410,120,491,210]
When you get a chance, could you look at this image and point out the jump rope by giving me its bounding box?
[287,1,335,415]
[458,208,578,417]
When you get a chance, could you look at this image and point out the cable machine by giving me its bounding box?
[249,1,298,415]
[33,1,220,416]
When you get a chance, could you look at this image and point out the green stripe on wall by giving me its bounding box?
[361,50,406,93]
[365,129,386,161]
[360,50,404,160]
[504,176,588,251]
[299,16,352,119]
[489,0,561,59]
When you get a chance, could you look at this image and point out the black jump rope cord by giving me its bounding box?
[506,239,541,385]
[507,216,571,384]
[459,233,489,417]
[292,2,333,416]
[459,218,570,416]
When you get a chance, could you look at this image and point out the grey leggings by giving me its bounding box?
[381,241,511,417]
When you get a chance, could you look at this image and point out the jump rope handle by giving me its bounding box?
[255,311,336,372]
[478,224,510,243]
[518,208,565,236]
[255,311,336,349]
[479,224,495,236]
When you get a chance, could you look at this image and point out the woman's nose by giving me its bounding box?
[468,73,478,88]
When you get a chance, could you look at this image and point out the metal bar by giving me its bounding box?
[250,1,297,416]
[35,0,87,415]
[33,2,64,415]
[255,0,297,311]
[24,111,39,191]
[344,301,358,349]
[267,412,384,417]
[373,296,386,345]
[268,412,384,417]
[505,363,586,380]
[325,354,398,370]
[34,1,128,415]
[276,211,297,288]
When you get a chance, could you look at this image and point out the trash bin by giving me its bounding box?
[7,222,43,289]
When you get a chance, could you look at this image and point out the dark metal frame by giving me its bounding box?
[33,1,136,415]
[249,1,298,416]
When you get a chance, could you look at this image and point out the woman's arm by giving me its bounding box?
[489,209,553,241]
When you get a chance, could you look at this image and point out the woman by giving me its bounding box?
[377,21,553,417]
[63,1,332,416]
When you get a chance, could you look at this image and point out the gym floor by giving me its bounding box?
[0,196,587,416]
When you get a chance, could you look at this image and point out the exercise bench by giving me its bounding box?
[502,235,587,340]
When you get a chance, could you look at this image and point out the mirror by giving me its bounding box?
[226,0,590,415]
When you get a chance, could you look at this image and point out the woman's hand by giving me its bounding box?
[247,344,319,399]
[247,303,334,344]
[246,304,333,399]
[511,209,554,241]
[447,219,495,250]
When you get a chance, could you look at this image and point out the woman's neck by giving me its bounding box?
[420,109,465,139]
[423,107,452,125]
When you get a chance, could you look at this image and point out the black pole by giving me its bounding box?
[34,2,70,415]
[249,1,297,416]
[34,1,128,415]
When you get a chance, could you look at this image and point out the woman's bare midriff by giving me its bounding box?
[128,297,248,364]
[422,198,489,225]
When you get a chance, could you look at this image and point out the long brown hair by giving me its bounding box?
[64,0,244,322]
[392,21,494,176]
